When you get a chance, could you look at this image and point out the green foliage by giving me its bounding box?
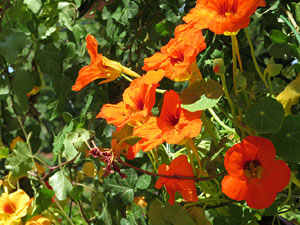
[5,142,33,179]
[244,97,284,133]
[49,170,72,200]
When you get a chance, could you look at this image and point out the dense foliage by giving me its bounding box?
[1,0,300,224]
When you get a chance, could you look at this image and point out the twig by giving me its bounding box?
[118,158,227,181]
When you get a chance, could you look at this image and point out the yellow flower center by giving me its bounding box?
[244,161,263,178]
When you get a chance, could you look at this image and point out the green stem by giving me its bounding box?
[220,73,235,116]
[231,35,238,93]
[244,28,269,88]
[208,108,235,133]
[280,182,291,208]
[185,143,197,176]
[280,14,300,46]
[201,112,219,147]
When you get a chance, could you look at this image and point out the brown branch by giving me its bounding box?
[118,158,227,181]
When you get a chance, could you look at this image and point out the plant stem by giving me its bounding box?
[208,108,235,133]
[118,158,227,181]
[231,35,238,93]
[244,28,269,88]
[220,73,235,116]
[234,35,243,72]
[201,112,219,147]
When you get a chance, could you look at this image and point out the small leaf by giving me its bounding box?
[82,161,96,178]
[35,188,55,214]
[163,202,196,225]
[244,97,284,133]
[148,199,171,225]
[271,114,300,162]
[276,73,300,115]
[69,186,83,202]
[24,0,42,13]
[264,59,282,77]
[0,29,29,63]
[136,174,151,189]
[187,207,212,225]
[269,30,288,44]
[5,142,33,179]
[181,79,223,112]
[49,170,72,200]
[0,147,9,159]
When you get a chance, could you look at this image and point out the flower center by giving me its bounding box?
[3,200,16,214]
[216,0,238,17]
[244,161,263,178]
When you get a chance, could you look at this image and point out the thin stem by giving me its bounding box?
[231,35,238,93]
[121,73,166,94]
[54,197,76,225]
[187,139,202,177]
[220,73,235,116]
[185,143,197,176]
[208,108,235,133]
[234,36,243,72]
[244,28,269,88]
[201,112,219,147]
[280,182,291,208]
[118,158,227,181]
[279,14,300,46]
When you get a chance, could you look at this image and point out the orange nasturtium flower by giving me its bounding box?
[143,23,206,81]
[97,70,164,128]
[131,90,202,158]
[221,136,290,209]
[72,34,140,92]
[25,215,51,225]
[155,155,198,205]
[183,0,266,35]
[0,189,31,225]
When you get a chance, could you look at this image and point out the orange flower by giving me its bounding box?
[0,189,31,225]
[131,90,202,158]
[155,155,198,205]
[143,23,206,81]
[183,0,266,35]
[97,70,164,127]
[72,34,140,91]
[221,136,290,209]
[25,215,51,225]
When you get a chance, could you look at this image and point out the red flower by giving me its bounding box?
[155,155,198,205]
[221,136,290,209]
[131,90,202,158]
[97,70,164,127]
[143,23,206,81]
[183,0,266,35]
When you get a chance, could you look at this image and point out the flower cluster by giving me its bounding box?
[72,0,291,209]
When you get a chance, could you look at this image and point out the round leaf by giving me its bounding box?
[244,97,284,133]
[135,174,151,189]
[271,115,300,161]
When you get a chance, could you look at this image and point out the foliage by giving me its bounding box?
[1,0,300,224]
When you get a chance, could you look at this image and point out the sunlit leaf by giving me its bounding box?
[49,170,72,200]
[276,73,300,115]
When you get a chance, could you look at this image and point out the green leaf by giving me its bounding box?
[271,114,300,161]
[0,75,9,96]
[69,185,83,202]
[0,29,29,63]
[244,97,284,133]
[49,170,72,200]
[35,44,63,76]
[12,70,35,115]
[163,202,196,225]
[24,0,42,13]
[0,147,9,159]
[295,3,300,24]
[53,121,74,155]
[269,30,288,44]
[35,188,55,214]
[5,142,33,179]
[148,199,171,225]
[58,2,75,31]
[264,59,282,77]
[181,79,223,112]
[98,199,113,225]
[136,174,151,189]
[187,207,212,225]
[103,169,137,205]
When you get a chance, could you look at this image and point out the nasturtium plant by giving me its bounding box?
[0,0,300,224]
